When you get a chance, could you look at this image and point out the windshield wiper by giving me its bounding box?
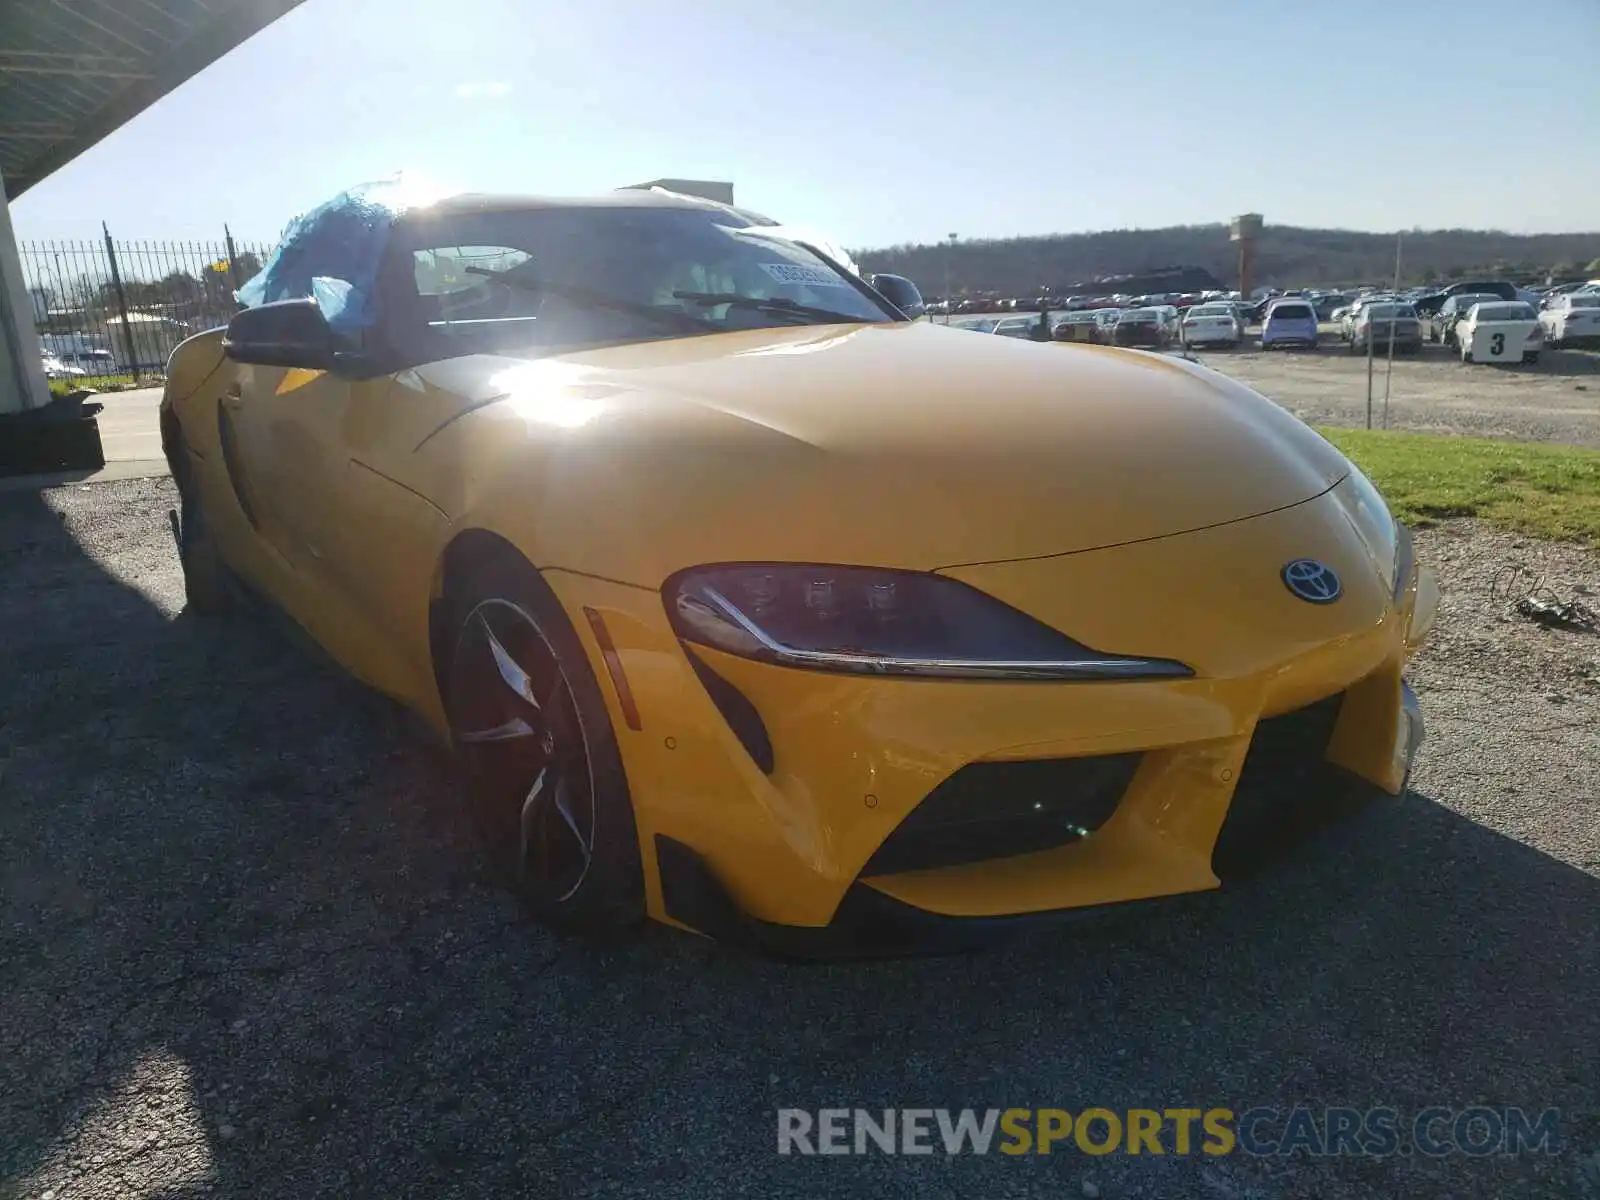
[464,267,710,332]
[671,291,868,325]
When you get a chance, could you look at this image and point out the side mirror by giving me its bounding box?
[870,273,927,320]
[222,299,338,369]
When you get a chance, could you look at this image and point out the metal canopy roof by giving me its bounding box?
[1,0,305,199]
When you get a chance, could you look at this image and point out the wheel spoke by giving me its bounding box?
[518,766,549,883]
[478,610,541,709]
[552,777,594,859]
[457,715,539,744]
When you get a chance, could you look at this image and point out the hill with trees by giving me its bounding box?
[853,224,1600,297]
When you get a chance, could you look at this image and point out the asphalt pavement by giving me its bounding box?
[0,478,1595,1200]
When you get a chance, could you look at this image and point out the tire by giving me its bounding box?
[1461,346,1472,364]
[1522,352,1540,365]
[442,553,645,935]
[177,474,234,615]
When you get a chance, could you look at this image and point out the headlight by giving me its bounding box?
[666,564,1192,681]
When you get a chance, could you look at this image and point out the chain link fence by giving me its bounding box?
[20,227,276,391]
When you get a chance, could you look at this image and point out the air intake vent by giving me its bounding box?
[684,646,774,774]
[862,753,1141,876]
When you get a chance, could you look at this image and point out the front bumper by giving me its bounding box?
[653,679,1428,958]
[549,485,1436,954]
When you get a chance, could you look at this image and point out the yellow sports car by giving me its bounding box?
[161,189,1438,955]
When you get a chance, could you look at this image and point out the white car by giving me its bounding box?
[1091,308,1123,336]
[1538,293,1600,347]
[40,353,87,380]
[1178,302,1244,348]
[991,315,1041,339]
[1336,295,1402,339]
[1458,301,1543,365]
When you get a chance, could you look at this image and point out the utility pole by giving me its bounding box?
[944,232,958,324]
[1382,232,1403,429]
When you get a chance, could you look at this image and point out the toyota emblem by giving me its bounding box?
[1281,559,1342,604]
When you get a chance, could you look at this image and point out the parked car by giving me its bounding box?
[1107,307,1170,348]
[1332,294,1397,326]
[1413,280,1519,317]
[1456,301,1542,365]
[1337,295,1404,340]
[1217,300,1254,327]
[1261,299,1320,350]
[1427,293,1501,348]
[161,185,1439,951]
[1538,292,1600,348]
[1051,311,1104,343]
[1347,302,1423,355]
[1313,294,1348,321]
[1178,303,1244,350]
[1091,308,1123,338]
[40,353,88,380]
[991,316,1038,338]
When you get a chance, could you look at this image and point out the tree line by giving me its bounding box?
[854,224,1600,296]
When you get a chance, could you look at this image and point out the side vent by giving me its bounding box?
[683,646,774,774]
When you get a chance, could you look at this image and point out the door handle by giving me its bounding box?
[221,385,243,411]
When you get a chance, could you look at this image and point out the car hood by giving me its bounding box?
[415,322,1351,578]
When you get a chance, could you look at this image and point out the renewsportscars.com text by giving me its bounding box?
[776,1106,1562,1158]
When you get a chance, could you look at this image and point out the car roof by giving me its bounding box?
[424,190,726,214]
[400,190,780,229]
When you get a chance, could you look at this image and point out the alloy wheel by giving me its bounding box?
[448,599,597,902]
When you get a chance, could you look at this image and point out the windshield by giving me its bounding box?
[1188,304,1232,317]
[1366,304,1417,319]
[1268,304,1314,321]
[386,204,894,357]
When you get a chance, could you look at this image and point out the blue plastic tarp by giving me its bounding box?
[234,177,430,334]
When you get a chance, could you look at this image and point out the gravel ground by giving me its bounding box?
[1,478,1596,1200]
[1193,340,1600,447]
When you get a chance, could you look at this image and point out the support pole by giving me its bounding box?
[102,222,139,381]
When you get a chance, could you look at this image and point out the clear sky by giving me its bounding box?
[11,0,1600,249]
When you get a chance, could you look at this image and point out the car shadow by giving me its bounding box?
[1,479,1595,1200]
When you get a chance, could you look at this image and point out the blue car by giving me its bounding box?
[1260,299,1320,350]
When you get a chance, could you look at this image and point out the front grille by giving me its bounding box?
[861,753,1141,876]
[1211,692,1351,876]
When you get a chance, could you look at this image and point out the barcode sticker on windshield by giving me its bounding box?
[758,262,851,288]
